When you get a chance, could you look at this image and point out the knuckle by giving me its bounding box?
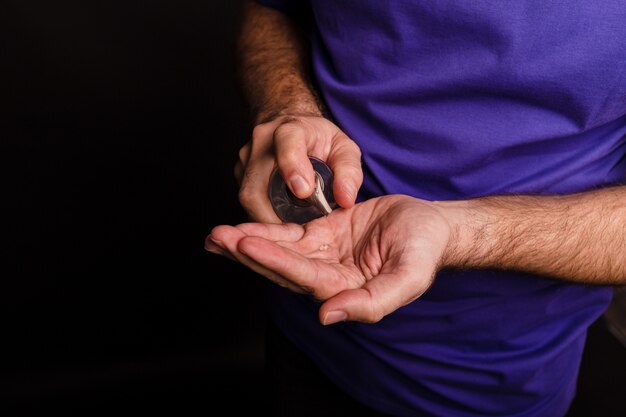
[274,120,301,139]
[251,124,266,141]
[238,185,256,208]
[279,147,302,166]
[238,144,250,162]
[341,137,362,158]
[366,312,384,324]
[251,124,274,147]
[365,303,385,323]
[350,142,362,159]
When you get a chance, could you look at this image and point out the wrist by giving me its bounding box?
[432,199,492,269]
[251,72,326,125]
[255,104,324,126]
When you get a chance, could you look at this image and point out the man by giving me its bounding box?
[206,1,626,416]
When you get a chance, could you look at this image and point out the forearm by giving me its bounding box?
[439,185,626,284]
[237,1,324,124]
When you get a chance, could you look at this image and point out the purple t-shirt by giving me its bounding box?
[256,1,626,416]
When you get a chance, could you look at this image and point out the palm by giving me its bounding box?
[208,194,452,323]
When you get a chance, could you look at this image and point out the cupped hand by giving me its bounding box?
[205,194,454,325]
[235,115,363,223]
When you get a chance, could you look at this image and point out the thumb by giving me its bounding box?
[318,270,434,325]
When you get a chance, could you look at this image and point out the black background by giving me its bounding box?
[2,1,266,416]
[1,1,625,416]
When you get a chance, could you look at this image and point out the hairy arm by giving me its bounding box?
[206,187,626,324]
[235,2,624,285]
[440,185,626,284]
[232,2,362,222]
[237,0,324,124]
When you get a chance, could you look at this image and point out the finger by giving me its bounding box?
[204,235,236,261]
[237,124,284,223]
[234,143,251,186]
[209,226,306,294]
[238,156,281,223]
[273,119,317,199]
[236,222,305,242]
[327,134,363,209]
[318,265,434,325]
[237,235,346,300]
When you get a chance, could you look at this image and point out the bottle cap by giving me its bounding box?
[269,156,337,224]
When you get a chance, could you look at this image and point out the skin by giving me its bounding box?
[233,0,362,223]
[207,195,451,325]
[207,1,626,325]
[236,115,362,223]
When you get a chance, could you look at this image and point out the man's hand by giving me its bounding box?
[234,2,363,223]
[205,195,452,325]
[206,185,626,325]
[235,115,362,223]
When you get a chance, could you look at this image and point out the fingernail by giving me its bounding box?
[323,310,348,326]
[205,247,222,255]
[290,175,310,197]
[209,235,223,246]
